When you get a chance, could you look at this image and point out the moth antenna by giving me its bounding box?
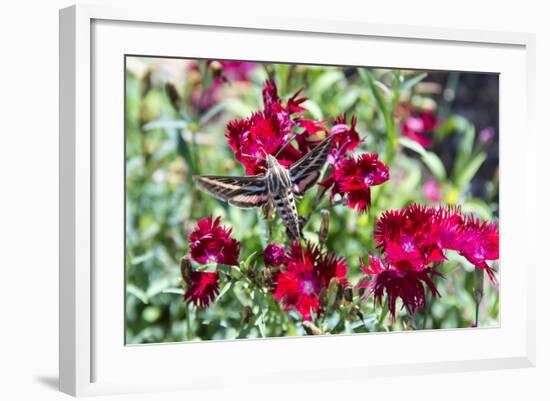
[241,153,266,161]
[274,132,299,158]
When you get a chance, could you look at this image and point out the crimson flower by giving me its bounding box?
[189,215,240,266]
[226,111,303,174]
[273,241,348,320]
[374,204,499,284]
[320,153,389,212]
[400,106,438,148]
[437,211,499,285]
[263,243,287,267]
[360,255,440,318]
[184,271,220,307]
[190,60,257,111]
[327,114,362,165]
[226,80,327,175]
[217,61,257,81]
[374,204,445,270]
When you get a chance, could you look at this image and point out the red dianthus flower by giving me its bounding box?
[263,243,287,267]
[320,153,389,212]
[273,241,347,320]
[184,271,220,307]
[373,204,499,284]
[360,255,440,318]
[401,108,439,148]
[189,215,240,266]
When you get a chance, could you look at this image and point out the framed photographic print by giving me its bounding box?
[59,4,536,396]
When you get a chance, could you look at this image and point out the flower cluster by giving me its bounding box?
[225,81,389,213]
[225,80,360,175]
[317,113,388,213]
[269,241,348,320]
[361,204,499,317]
[176,76,500,331]
[184,216,241,307]
[320,152,389,212]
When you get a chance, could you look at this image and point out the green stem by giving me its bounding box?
[422,290,431,330]
[359,68,397,165]
[377,298,389,329]
[473,268,484,327]
[185,304,193,341]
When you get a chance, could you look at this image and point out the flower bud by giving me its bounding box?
[165,82,181,111]
[343,285,353,303]
[261,266,272,284]
[479,127,495,145]
[302,321,324,336]
[179,256,192,287]
[319,209,330,245]
[241,306,253,325]
[141,69,152,97]
[327,277,341,308]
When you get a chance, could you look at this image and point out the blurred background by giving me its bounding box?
[125,57,499,344]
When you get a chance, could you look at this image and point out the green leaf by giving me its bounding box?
[130,251,154,266]
[161,288,185,295]
[398,136,427,157]
[309,70,344,99]
[142,119,188,131]
[399,137,446,181]
[391,70,402,110]
[215,281,232,302]
[198,102,227,126]
[145,277,173,299]
[422,152,447,181]
[254,310,268,338]
[302,99,323,120]
[453,123,475,180]
[400,72,428,92]
[455,152,487,190]
[462,198,493,220]
[337,87,361,112]
[435,115,469,141]
[358,68,396,162]
[127,284,149,304]
[359,68,388,116]
[241,251,258,270]
[224,98,255,118]
[275,63,291,94]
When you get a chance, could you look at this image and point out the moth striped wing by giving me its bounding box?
[289,135,334,195]
[193,175,268,208]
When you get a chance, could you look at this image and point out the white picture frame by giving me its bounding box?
[59,4,536,397]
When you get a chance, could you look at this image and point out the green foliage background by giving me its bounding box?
[125,58,499,344]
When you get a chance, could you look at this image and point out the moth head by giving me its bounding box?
[266,154,279,169]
